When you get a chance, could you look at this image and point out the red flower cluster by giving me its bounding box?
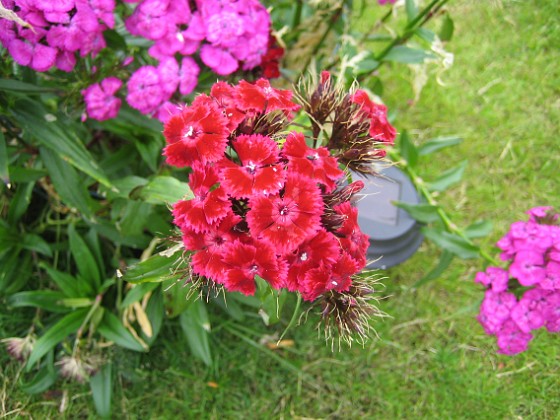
[164,78,372,301]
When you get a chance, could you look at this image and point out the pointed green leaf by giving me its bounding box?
[40,263,91,298]
[398,130,418,168]
[138,176,193,205]
[421,228,479,259]
[0,130,9,187]
[413,250,454,288]
[12,99,112,188]
[142,286,164,345]
[465,220,493,239]
[8,290,69,313]
[120,282,159,309]
[97,311,146,352]
[21,351,57,394]
[418,136,463,156]
[0,79,57,93]
[123,247,184,284]
[26,309,89,370]
[382,46,435,64]
[8,167,47,183]
[179,300,212,366]
[7,182,34,224]
[90,364,112,418]
[405,0,418,21]
[393,202,441,224]
[21,233,52,257]
[426,160,468,192]
[440,13,454,42]
[40,148,97,218]
[68,224,102,290]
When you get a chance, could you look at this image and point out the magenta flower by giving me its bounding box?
[8,39,57,72]
[126,66,164,114]
[81,77,122,121]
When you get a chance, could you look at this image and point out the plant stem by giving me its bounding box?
[300,5,343,77]
[73,294,103,355]
[388,148,500,266]
[292,0,303,29]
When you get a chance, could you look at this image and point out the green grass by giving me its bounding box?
[2,0,560,418]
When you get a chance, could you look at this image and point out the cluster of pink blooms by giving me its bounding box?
[0,0,114,72]
[163,77,392,301]
[476,207,560,355]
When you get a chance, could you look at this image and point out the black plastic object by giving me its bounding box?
[354,165,423,269]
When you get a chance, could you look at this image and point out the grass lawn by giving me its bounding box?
[2,0,559,418]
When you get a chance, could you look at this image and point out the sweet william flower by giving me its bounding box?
[163,95,229,167]
[126,65,164,114]
[221,241,287,295]
[219,134,285,199]
[247,173,324,254]
[81,77,122,121]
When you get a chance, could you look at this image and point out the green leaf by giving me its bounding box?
[138,176,193,205]
[1,249,32,294]
[382,46,435,64]
[465,220,493,239]
[26,309,89,370]
[8,290,69,313]
[421,228,480,259]
[0,79,57,94]
[162,277,196,318]
[104,28,127,50]
[120,282,160,309]
[418,136,463,156]
[40,148,97,218]
[21,351,57,394]
[90,364,112,418]
[123,247,183,284]
[12,99,113,188]
[413,250,454,288]
[134,136,162,173]
[97,311,146,352]
[393,202,441,224]
[21,233,52,257]
[84,229,105,279]
[179,300,212,367]
[415,28,437,43]
[8,167,47,183]
[117,200,153,237]
[101,176,148,201]
[68,224,102,290]
[142,286,164,345]
[440,13,455,42]
[353,58,380,76]
[212,294,245,322]
[426,160,468,192]
[40,263,91,298]
[0,130,9,187]
[7,182,34,224]
[405,0,418,21]
[398,130,418,168]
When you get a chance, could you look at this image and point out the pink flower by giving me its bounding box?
[200,44,239,76]
[8,39,57,72]
[126,66,164,114]
[81,77,122,121]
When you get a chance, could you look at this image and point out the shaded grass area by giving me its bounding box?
[2,0,560,418]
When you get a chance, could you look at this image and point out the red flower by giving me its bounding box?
[210,81,245,131]
[282,132,344,193]
[219,134,285,198]
[182,212,244,280]
[301,252,358,301]
[163,94,229,167]
[222,240,287,295]
[259,35,284,79]
[236,79,300,113]
[285,229,340,292]
[351,90,396,144]
[247,173,323,254]
[334,201,370,268]
[172,165,231,233]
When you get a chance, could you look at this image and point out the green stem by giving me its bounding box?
[388,149,500,266]
[292,0,303,29]
[358,0,448,82]
[300,5,343,77]
[72,294,102,355]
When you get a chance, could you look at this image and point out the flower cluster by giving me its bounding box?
[81,0,272,121]
[0,0,114,72]
[164,77,387,301]
[476,207,560,355]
